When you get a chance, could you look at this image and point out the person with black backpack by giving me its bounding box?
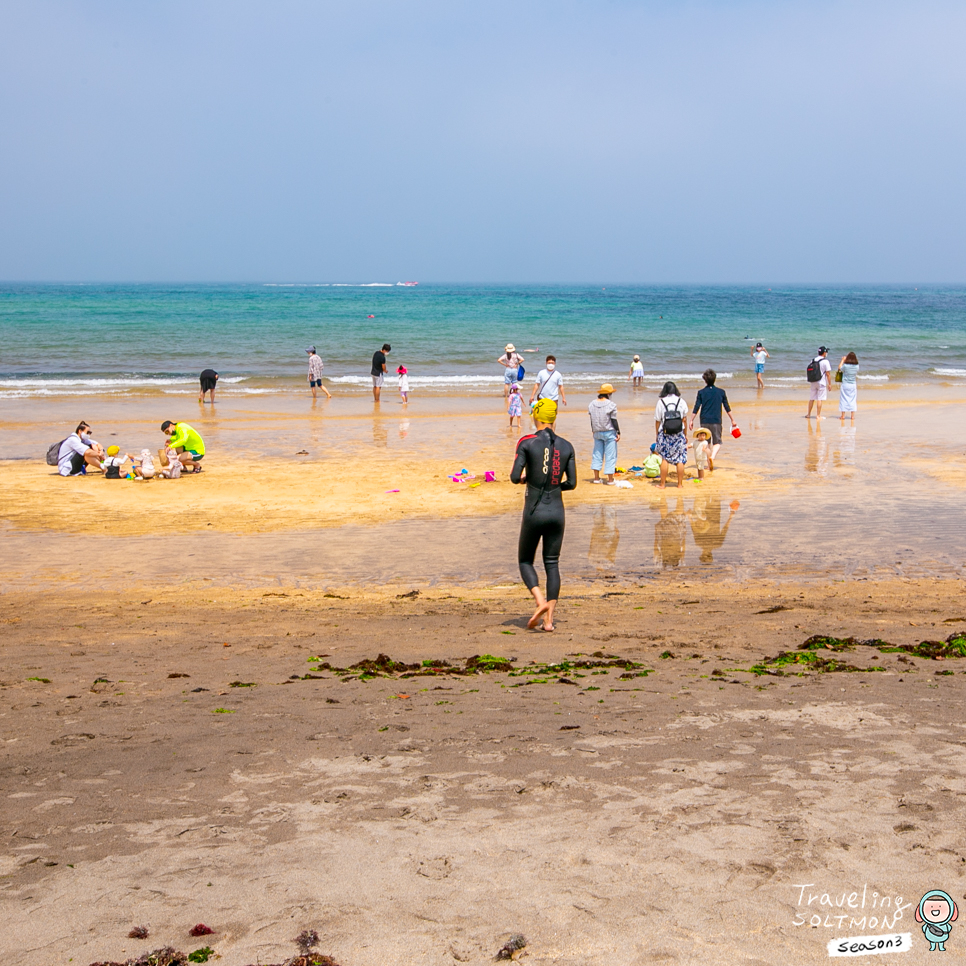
[654,381,689,489]
[806,346,832,419]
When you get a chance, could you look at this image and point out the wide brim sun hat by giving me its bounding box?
[694,428,712,440]
[599,383,615,394]
[505,343,516,352]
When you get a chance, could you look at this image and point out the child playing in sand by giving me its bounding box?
[643,444,662,478]
[507,383,523,428]
[397,365,409,403]
[159,446,182,479]
[132,448,155,480]
[691,428,712,478]
[629,354,644,386]
[99,445,128,479]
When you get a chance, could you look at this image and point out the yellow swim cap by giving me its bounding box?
[532,398,558,423]
[106,445,120,456]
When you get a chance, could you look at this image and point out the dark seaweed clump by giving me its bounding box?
[90,948,186,966]
[188,925,214,937]
[128,926,150,940]
[304,651,651,683]
[496,933,528,959]
[798,632,966,660]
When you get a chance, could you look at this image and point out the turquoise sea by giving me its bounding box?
[2,283,966,396]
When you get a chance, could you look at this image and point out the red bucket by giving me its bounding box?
[731,426,742,438]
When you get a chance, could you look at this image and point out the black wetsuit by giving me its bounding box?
[510,428,577,600]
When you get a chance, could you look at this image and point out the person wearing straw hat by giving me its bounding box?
[498,343,524,398]
[588,383,621,484]
[510,398,577,632]
[691,427,713,478]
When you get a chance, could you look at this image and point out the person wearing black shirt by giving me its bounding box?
[510,398,577,632]
[371,343,391,401]
[690,369,738,462]
[198,368,219,404]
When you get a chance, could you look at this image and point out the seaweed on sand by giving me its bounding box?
[799,632,966,660]
[90,948,187,966]
[496,933,528,959]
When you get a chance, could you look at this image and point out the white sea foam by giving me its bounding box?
[933,368,966,376]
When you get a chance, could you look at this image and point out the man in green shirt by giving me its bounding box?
[161,420,205,473]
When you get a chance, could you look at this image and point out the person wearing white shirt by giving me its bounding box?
[57,422,104,477]
[530,355,567,409]
[806,346,833,419]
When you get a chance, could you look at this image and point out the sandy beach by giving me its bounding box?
[3,383,966,964]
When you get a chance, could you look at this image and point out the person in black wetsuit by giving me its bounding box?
[510,397,577,631]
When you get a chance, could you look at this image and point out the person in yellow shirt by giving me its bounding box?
[160,420,205,473]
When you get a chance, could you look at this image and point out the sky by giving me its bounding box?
[1,0,964,284]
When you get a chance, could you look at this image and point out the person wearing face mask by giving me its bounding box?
[530,355,567,412]
[56,422,105,476]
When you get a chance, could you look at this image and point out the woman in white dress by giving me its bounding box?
[837,352,859,424]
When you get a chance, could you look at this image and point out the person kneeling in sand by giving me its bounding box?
[160,420,205,473]
[510,398,577,632]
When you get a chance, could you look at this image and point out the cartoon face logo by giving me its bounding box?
[916,890,959,952]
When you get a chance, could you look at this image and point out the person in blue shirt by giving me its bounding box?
[689,369,739,461]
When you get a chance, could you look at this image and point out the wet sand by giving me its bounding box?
[3,385,966,964]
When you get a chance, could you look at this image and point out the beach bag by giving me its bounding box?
[834,369,843,383]
[806,357,823,382]
[661,398,684,435]
[46,440,66,465]
[517,364,525,381]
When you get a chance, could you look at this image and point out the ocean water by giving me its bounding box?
[2,283,966,396]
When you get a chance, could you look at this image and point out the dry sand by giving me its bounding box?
[2,581,966,965]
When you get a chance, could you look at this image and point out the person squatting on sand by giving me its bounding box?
[160,420,205,473]
[57,422,104,476]
[838,352,859,423]
[306,347,332,400]
[588,383,620,485]
[510,398,577,632]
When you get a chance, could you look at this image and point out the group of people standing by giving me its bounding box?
[805,346,860,423]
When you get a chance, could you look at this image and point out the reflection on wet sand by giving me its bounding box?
[805,421,829,476]
[690,495,739,564]
[654,495,689,568]
[588,506,620,571]
[372,417,388,447]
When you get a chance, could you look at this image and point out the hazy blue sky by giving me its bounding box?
[1,1,964,283]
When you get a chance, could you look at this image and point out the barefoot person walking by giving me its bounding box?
[306,347,332,400]
[510,398,577,632]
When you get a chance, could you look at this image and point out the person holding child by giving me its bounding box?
[160,420,205,473]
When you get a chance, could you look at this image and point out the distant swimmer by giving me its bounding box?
[510,398,577,632]
[367,314,375,318]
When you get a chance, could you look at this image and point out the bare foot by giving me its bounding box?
[541,622,555,632]
[527,600,551,629]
